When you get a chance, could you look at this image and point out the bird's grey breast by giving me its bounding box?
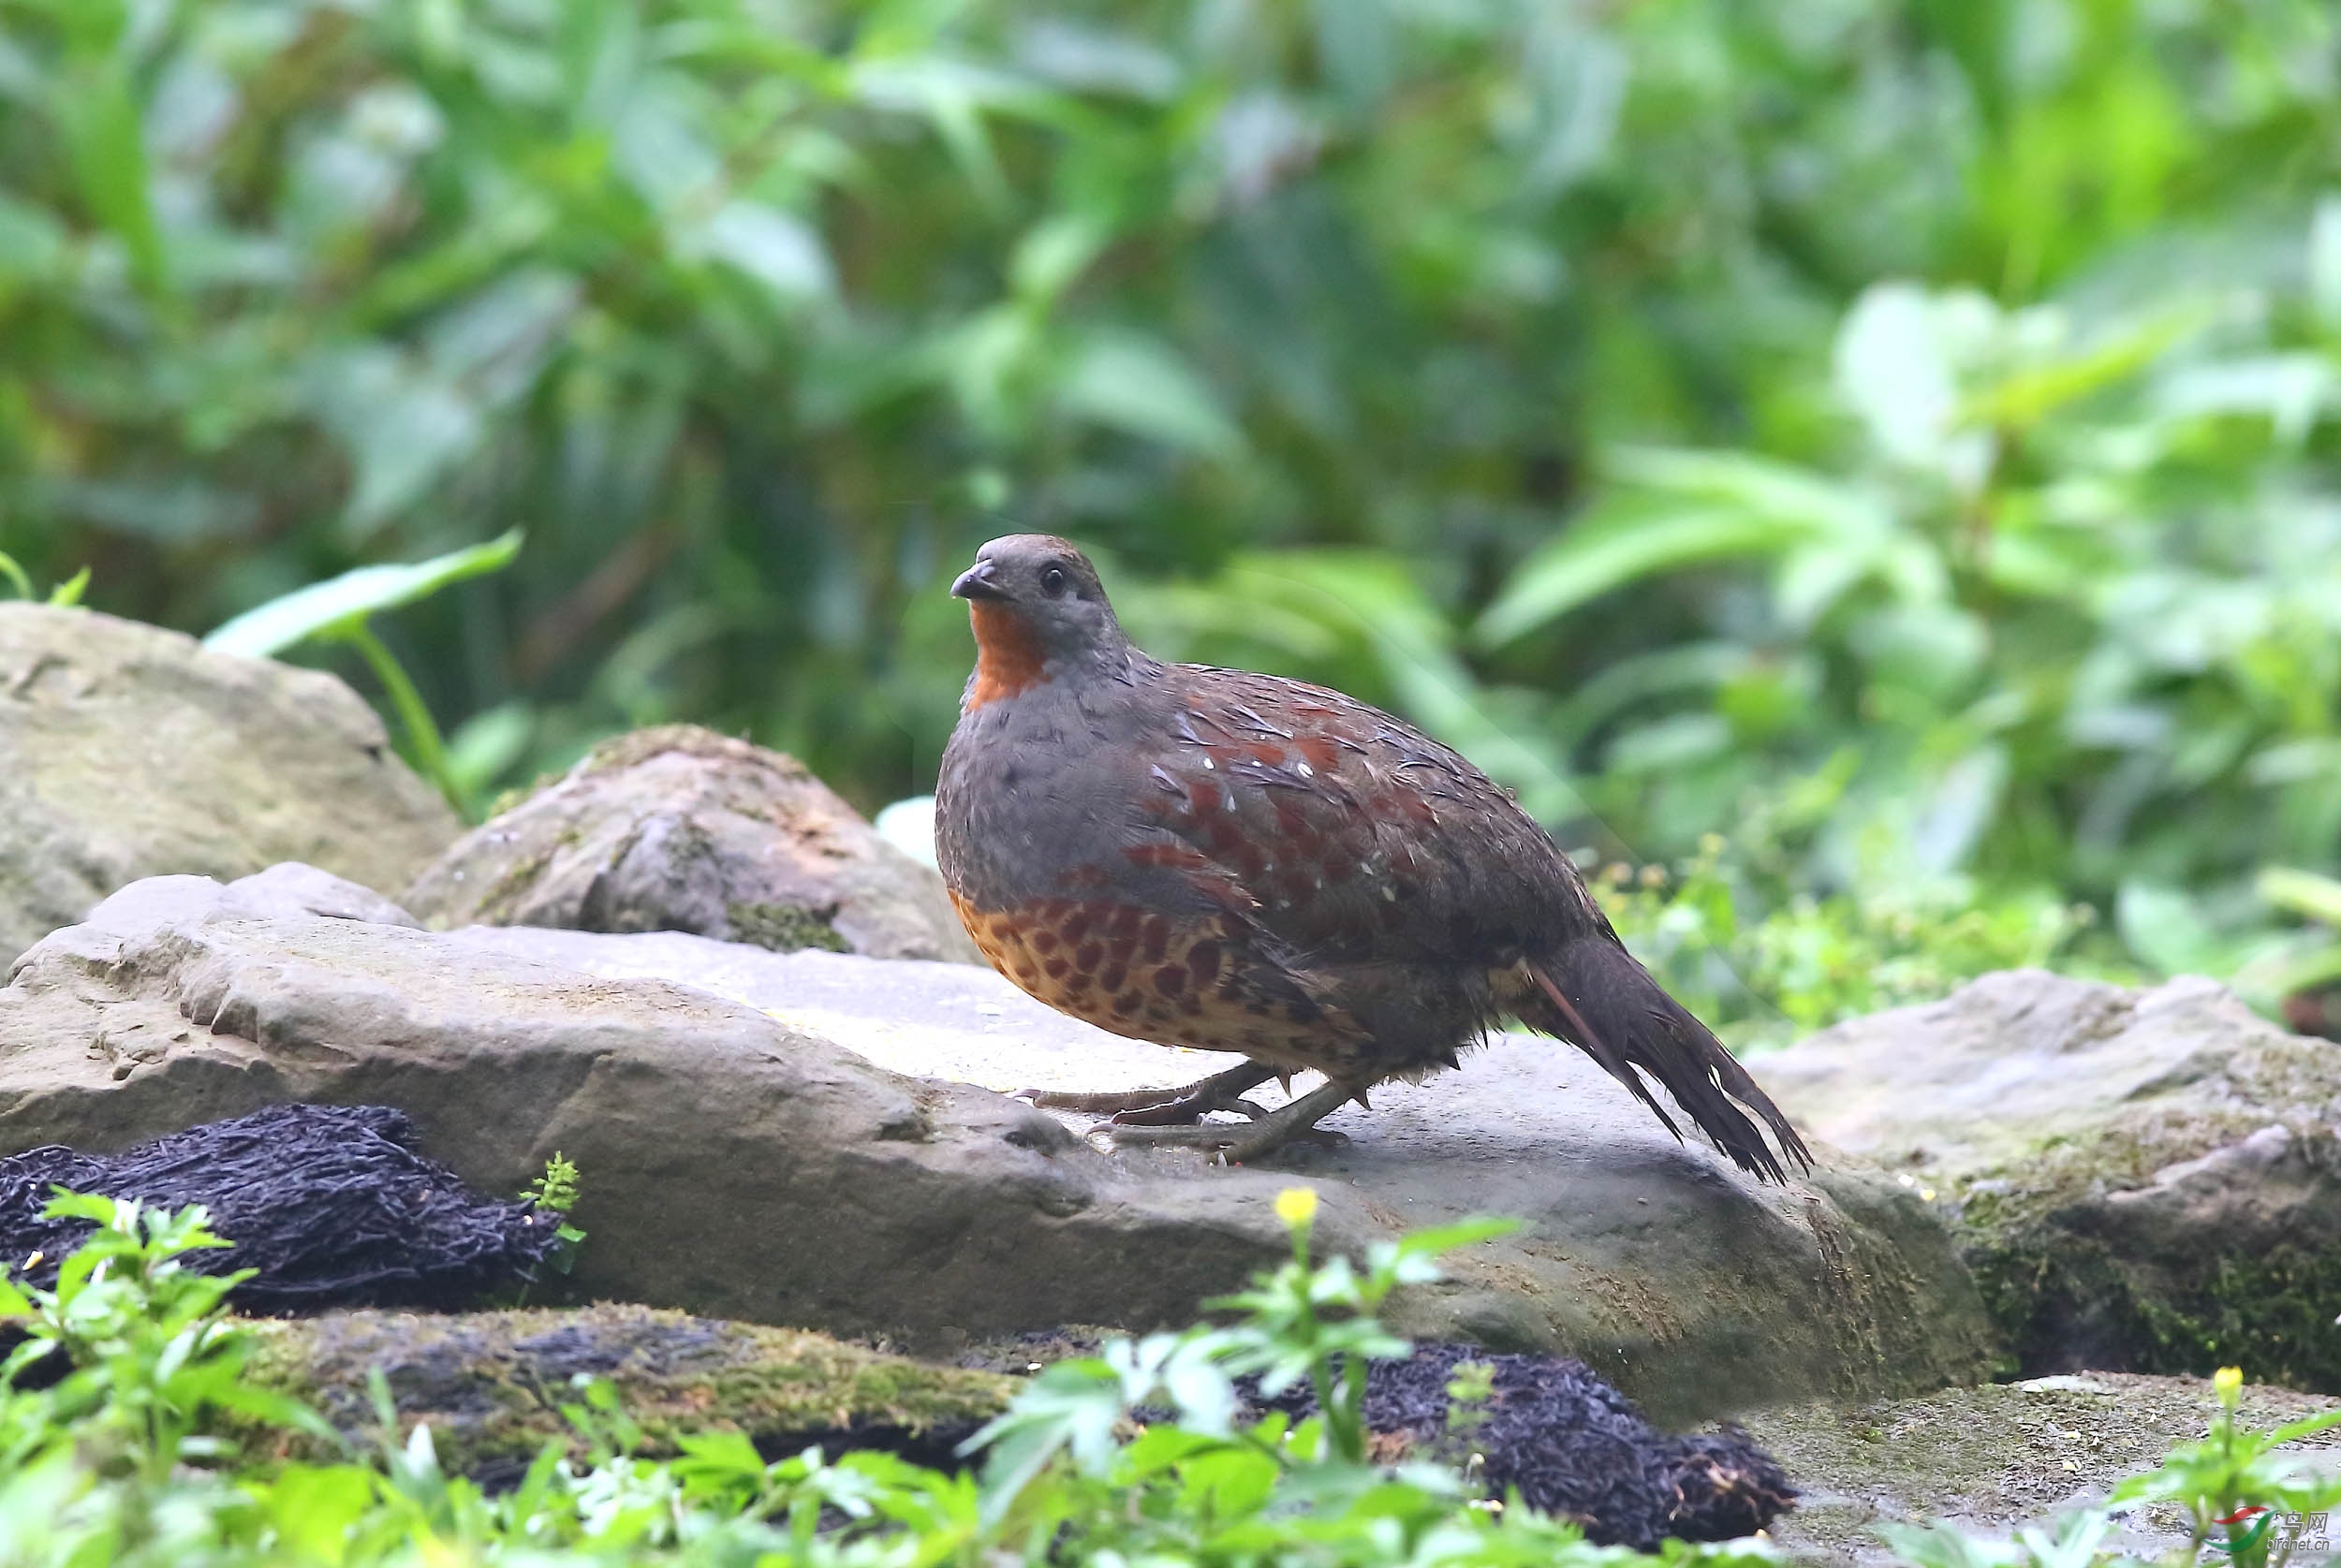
[935,676,1154,908]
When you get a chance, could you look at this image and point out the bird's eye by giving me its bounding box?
[1039,565,1069,598]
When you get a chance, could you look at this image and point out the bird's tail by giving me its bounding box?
[1524,939,1811,1184]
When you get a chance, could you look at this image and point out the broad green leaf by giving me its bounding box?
[446,701,535,800]
[2258,867,2341,928]
[1055,330,1242,458]
[2117,880,2240,979]
[60,66,164,295]
[203,530,523,658]
[1960,303,2206,431]
[1476,504,1815,647]
[310,347,482,536]
[2157,354,2341,444]
[1009,212,1108,302]
[1833,282,1970,472]
[699,200,834,300]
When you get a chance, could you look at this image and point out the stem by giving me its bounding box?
[0,550,32,600]
[343,622,462,813]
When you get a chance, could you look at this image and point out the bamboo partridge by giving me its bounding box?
[934,535,1811,1180]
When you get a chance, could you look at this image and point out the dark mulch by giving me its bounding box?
[1248,1343,1794,1549]
[0,1103,562,1313]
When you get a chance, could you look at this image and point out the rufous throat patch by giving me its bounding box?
[965,601,1048,711]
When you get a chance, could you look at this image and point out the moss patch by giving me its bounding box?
[1948,1106,2341,1392]
[729,901,850,953]
[228,1303,1011,1482]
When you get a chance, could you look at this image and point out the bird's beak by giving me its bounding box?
[951,560,1006,600]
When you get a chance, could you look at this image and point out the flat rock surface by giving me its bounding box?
[1756,970,2321,1179]
[0,605,457,962]
[1759,970,2341,1389]
[0,872,1991,1424]
[448,926,1997,1423]
[1745,1372,2341,1566]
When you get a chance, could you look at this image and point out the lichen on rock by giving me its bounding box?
[728,900,850,953]
[231,1304,1013,1482]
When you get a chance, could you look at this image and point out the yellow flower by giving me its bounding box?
[2215,1365,2244,1399]
[1274,1186,1319,1227]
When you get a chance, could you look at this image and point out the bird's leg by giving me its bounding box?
[1096,1077,1358,1164]
[1014,1062,1278,1122]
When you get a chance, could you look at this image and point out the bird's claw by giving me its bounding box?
[1086,1078,1359,1165]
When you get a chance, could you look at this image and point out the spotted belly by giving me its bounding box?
[946,890,1364,1070]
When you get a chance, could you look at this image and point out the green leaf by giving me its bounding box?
[2257,867,2341,929]
[203,531,524,658]
[45,567,88,608]
[699,200,834,301]
[60,66,165,296]
[1961,303,2207,431]
[1476,502,1815,647]
[1055,330,1243,459]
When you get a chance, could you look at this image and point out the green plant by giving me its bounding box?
[518,1150,588,1292]
[2250,869,2341,1031]
[0,552,86,606]
[2110,1366,2341,1568]
[203,529,523,815]
[521,1150,583,1215]
[1887,1366,2341,1568]
[1588,830,2125,1049]
[1442,1357,1496,1483]
[0,1194,325,1482]
[1480,260,2341,991]
[4,1187,2339,1568]
[970,1184,1514,1518]
[0,1193,332,1561]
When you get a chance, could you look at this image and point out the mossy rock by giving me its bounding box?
[1743,1370,2341,1567]
[1762,970,2341,1392]
[728,900,850,954]
[1960,1116,2341,1390]
[229,1304,1012,1483]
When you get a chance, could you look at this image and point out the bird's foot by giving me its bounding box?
[1091,1078,1355,1165]
[1108,1092,1277,1126]
[1014,1062,1276,1122]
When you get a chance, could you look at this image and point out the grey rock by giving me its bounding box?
[403,725,980,963]
[1759,968,2341,1390]
[0,604,459,962]
[1745,1370,2341,1567]
[223,862,421,927]
[0,875,1993,1423]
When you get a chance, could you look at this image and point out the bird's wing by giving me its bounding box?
[1122,667,1606,970]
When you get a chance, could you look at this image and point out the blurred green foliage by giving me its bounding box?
[3,0,2340,1022]
[1586,831,2117,1053]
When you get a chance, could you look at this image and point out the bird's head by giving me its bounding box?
[951,535,1128,709]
